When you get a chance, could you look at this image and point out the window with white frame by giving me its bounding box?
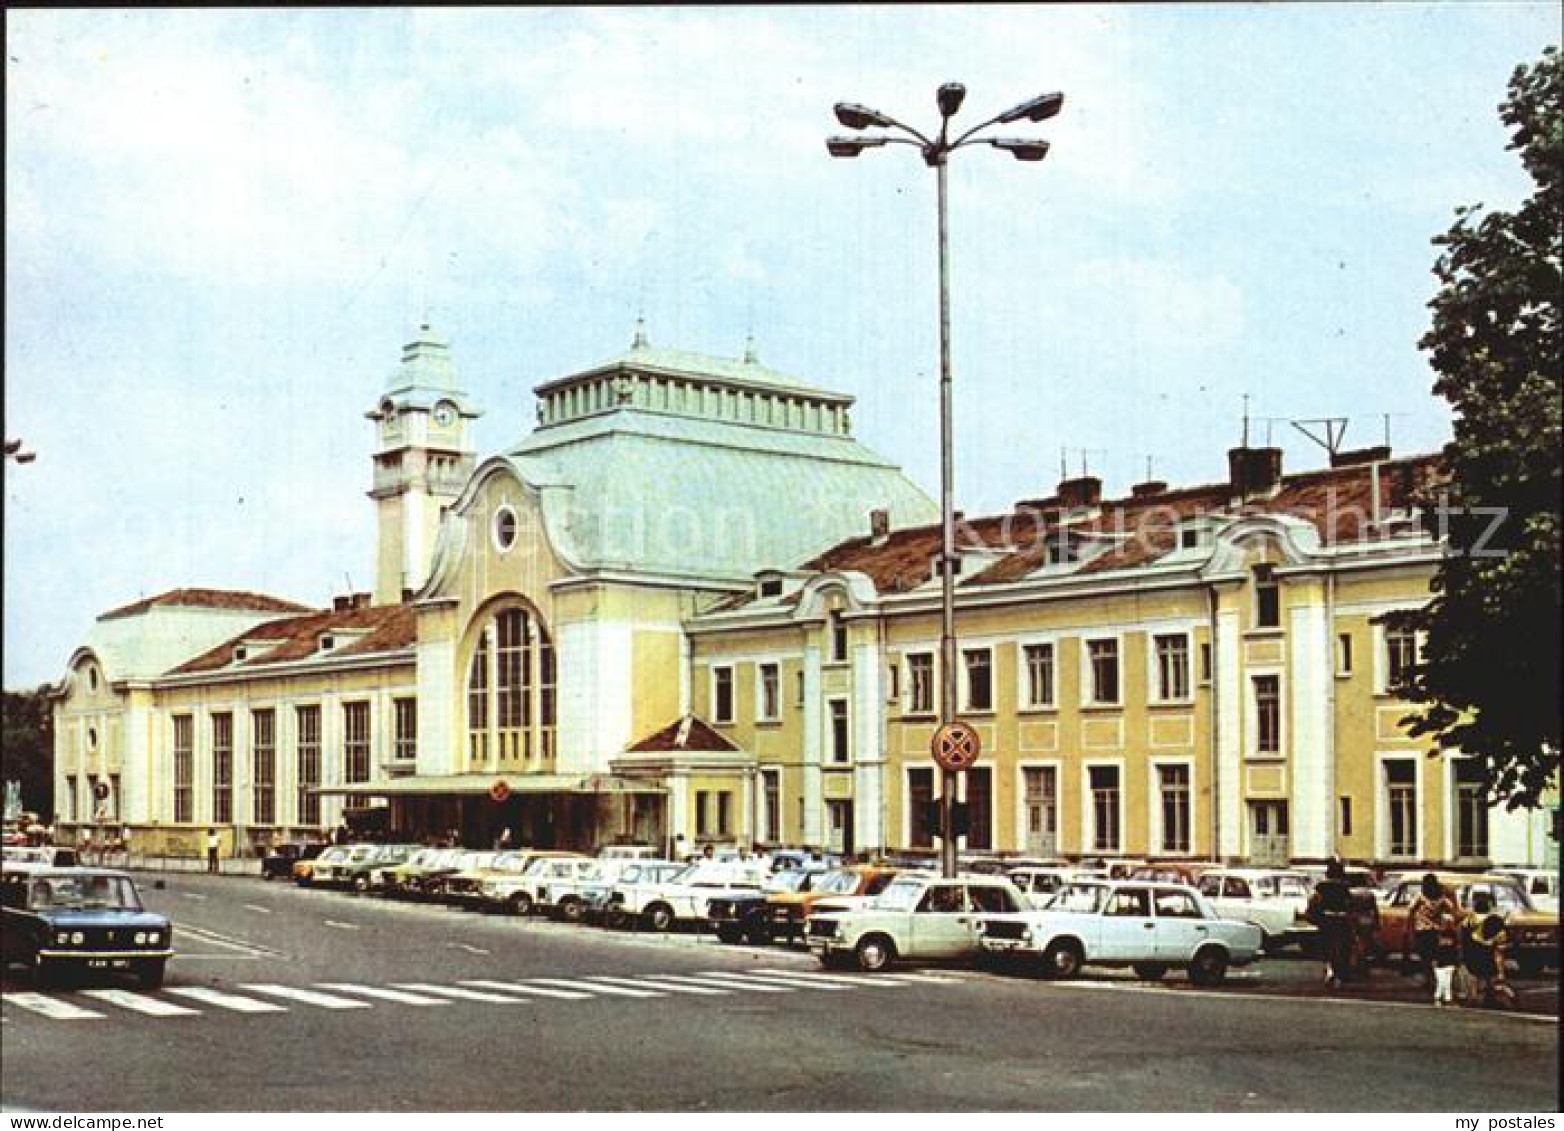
[712,666,735,724]
[1253,564,1280,629]
[172,715,194,824]
[908,768,935,848]
[1157,764,1191,853]
[1153,634,1190,701]
[1384,625,1418,692]
[829,610,848,663]
[1089,765,1122,852]
[211,712,233,824]
[1384,760,1418,859]
[466,605,557,762]
[963,648,993,712]
[761,768,781,844]
[1337,632,1354,676]
[907,653,935,715]
[828,699,850,764]
[1453,758,1489,860]
[251,708,276,825]
[1022,643,1055,708]
[1087,639,1120,705]
[1253,675,1281,754]
[296,705,321,826]
[64,775,78,824]
[343,702,371,784]
[757,663,781,722]
[393,698,417,764]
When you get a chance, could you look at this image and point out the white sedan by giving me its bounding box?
[977,880,1263,985]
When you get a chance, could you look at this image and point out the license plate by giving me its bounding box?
[85,958,132,969]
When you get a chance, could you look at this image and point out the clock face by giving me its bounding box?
[434,404,456,427]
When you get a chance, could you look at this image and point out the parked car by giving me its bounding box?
[1,867,174,989]
[806,873,1026,972]
[543,858,667,922]
[308,843,387,889]
[1128,862,1217,887]
[260,842,325,881]
[337,844,417,892]
[1374,872,1559,977]
[1195,868,1316,950]
[608,861,768,932]
[1008,866,1101,909]
[586,861,683,926]
[382,847,466,899]
[295,844,350,886]
[1492,868,1559,914]
[707,866,829,944]
[762,865,900,943]
[432,850,508,905]
[3,846,80,868]
[977,879,1263,985]
[1080,858,1148,880]
[480,854,596,915]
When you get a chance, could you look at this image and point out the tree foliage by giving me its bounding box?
[1393,47,1562,809]
[2,686,56,817]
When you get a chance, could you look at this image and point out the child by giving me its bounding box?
[1462,891,1518,1009]
[1432,909,1460,1007]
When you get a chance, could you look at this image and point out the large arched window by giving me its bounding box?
[466,605,556,765]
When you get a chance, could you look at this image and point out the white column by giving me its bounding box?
[852,641,885,853]
[417,639,456,775]
[1289,600,1331,859]
[801,643,824,847]
[555,619,634,775]
[122,702,152,825]
[668,773,690,851]
[1215,609,1243,858]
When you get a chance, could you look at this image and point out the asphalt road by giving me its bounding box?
[2,871,1557,1112]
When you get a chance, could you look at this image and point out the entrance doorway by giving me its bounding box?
[1248,800,1290,866]
[826,800,854,856]
[1022,767,1058,857]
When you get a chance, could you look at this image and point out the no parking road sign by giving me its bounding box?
[930,721,981,773]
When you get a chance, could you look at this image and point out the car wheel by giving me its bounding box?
[645,904,675,932]
[855,934,895,973]
[1042,940,1083,980]
[137,960,166,991]
[716,925,744,945]
[1189,946,1229,986]
[1132,963,1168,981]
[559,898,584,923]
[509,892,534,917]
[353,875,370,894]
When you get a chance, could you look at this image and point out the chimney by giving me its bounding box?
[1330,444,1391,468]
[1057,475,1102,509]
[1228,446,1283,499]
[869,508,890,545]
[1131,480,1168,499]
[332,594,352,612]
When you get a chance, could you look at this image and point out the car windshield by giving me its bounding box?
[815,869,863,896]
[318,847,349,864]
[870,877,927,913]
[765,870,814,894]
[31,874,142,911]
[1046,884,1109,913]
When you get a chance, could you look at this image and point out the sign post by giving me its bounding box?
[930,722,980,864]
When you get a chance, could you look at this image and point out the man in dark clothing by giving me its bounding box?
[1307,859,1354,988]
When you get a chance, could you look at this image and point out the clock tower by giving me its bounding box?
[366,324,481,605]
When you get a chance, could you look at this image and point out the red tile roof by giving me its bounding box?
[168,604,416,675]
[101,587,315,621]
[625,715,741,753]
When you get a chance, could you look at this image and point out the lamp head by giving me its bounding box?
[834,102,894,130]
[997,91,1065,124]
[936,83,967,118]
[826,136,888,158]
[989,138,1051,162]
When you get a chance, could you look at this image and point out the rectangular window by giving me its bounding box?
[712,666,734,724]
[717,791,733,836]
[829,611,848,663]
[762,769,781,845]
[908,768,934,849]
[64,775,78,824]
[1385,760,1418,858]
[1199,641,1213,684]
[172,715,194,824]
[344,702,371,784]
[696,790,711,837]
[1154,634,1190,701]
[758,663,780,722]
[1088,639,1120,705]
[1089,765,1122,853]
[1385,626,1417,691]
[887,661,900,703]
[1158,764,1191,854]
[828,699,851,764]
[108,774,121,822]
[1454,759,1490,860]
[965,767,993,851]
[1340,796,1353,837]
[1254,675,1281,754]
[907,653,935,715]
[1254,565,1280,628]
[1023,643,1055,708]
[963,648,993,712]
[1337,632,1354,676]
[296,705,321,826]
[252,708,276,826]
[393,698,417,764]
[211,712,233,824]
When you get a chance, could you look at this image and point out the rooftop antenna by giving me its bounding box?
[1241,393,1251,448]
[1079,448,1107,478]
[1380,412,1411,448]
[1291,417,1350,460]
[1143,454,1157,482]
[1060,446,1068,482]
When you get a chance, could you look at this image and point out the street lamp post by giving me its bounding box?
[829,83,1062,878]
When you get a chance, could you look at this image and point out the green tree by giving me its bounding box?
[1393,47,1562,809]
[2,685,56,817]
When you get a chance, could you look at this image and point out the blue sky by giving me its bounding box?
[5,5,1558,689]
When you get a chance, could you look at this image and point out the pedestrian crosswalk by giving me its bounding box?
[1,967,964,1024]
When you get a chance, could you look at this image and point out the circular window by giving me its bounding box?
[493,505,519,552]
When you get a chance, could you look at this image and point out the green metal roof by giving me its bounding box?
[535,341,846,402]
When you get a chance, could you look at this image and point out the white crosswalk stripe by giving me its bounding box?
[3,993,105,1020]
[316,983,453,1006]
[528,977,666,999]
[164,986,288,1013]
[79,989,201,1016]
[459,980,594,1001]
[394,983,531,1004]
[662,973,795,993]
[730,970,850,990]
[242,984,372,1010]
[589,975,730,997]
[748,968,911,989]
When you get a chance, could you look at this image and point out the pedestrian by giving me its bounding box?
[1306,859,1353,987]
[1462,891,1517,1009]
[496,828,513,851]
[701,843,716,861]
[205,828,220,874]
[1432,909,1461,1007]
[1405,873,1458,988]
